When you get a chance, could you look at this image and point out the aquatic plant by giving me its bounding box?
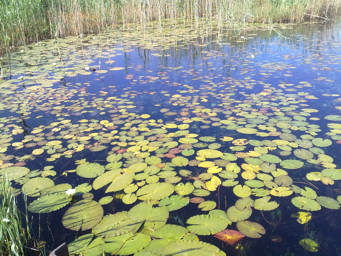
[0,177,45,255]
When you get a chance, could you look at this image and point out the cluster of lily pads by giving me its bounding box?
[1,21,341,255]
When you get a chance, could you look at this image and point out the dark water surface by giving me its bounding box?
[2,20,341,256]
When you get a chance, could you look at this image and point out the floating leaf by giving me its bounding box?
[254,196,279,211]
[233,185,252,198]
[159,195,189,211]
[316,196,340,209]
[101,232,151,255]
[0,166,30,181]
[150,224,190,240]
[291,197,321,211]
[205,176,221,191]
[122,193,137,205]
[28,193,71,213]
[214,229,245,246]
[22,177,54,197]
[161,240,225,256]
[259,154,281,164]
[62,199,103,231]
[198,201,216,211]
[280,160,304,169]
[186,214,228,235]
[293,149,314,160]
[99,196,113,205]
[197,149,223,158]
[136,183,174,201]
[226,206,252,222]
[106,171,135,193]
[270,187,292,197]
[68,234,94,254]
[76,163,105,178]
[93,169,121,190]
[312,138,332,147]
[128,163,147,173]
[236,221,265,238]
[175,182,194,196]
[171,156,189,167]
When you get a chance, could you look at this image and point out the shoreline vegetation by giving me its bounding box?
[1,0,341,54]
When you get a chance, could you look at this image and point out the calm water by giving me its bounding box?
[1,20,341,256]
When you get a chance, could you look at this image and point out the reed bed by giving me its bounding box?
[0,178,45,255]
[1,0,341,53]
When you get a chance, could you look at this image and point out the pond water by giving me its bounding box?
[1,20,341,256]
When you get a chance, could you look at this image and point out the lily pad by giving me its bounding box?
[226,206,252,222]
[76,163,105,178]
[233,185,252,198]
[291,197,321,211]
[62,199,104,231]
[0,166,30,181]
[280,160,304,169]
[159,195,189,211]
[136,183,174,201]
[316,196,340,209]
[186,214,228,235]
[254,196,279,211]
[28,193,71,213]
[22,177,54,197]
[236,221,265,238]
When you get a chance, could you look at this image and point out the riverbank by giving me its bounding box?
[1,0,340,53]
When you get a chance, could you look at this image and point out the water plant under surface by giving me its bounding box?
[2,19,341,256]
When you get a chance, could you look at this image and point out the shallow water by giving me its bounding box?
[1,20,341,255]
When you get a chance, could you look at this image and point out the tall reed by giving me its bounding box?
[1,0,341,54]
[0,177,45,255]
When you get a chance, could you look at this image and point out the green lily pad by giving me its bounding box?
[99,196,114,205]
[316,196,340,209]
[293,149,314,160]
[181,149,195,156]
[226,206,252,222]
[62,199,104,231]
[0,166,30,181]
[28,192,71,213]
[172,156,189,167]
[259,154,281,164]
[145,156,161,165]
[291,197,321,211]
[150,224,190,240]
[76,163,105,178]
[300,187,317,199]
[162,240,225,256]
[137,183,174,201]
[22,177,54,197]
[106,171,135,193]
[93,169,121,190]
[101,232,151,255]
[280,160,304,169]
[128,162,148,173]
[233,185,252,198]
[159,195,189,211]
[122,193,137,205]
[41,183,72,196]
[312,138,332,147]
[198,201,216,211]
[127,202,169,234]
[186,214,228,235]
[68,234,94,254]
[254,196,279,211]
[197,149,223,158]
[321,168,341,180]
[236,221,265,238]
[174,182,194,195]
[92,211,138,238]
